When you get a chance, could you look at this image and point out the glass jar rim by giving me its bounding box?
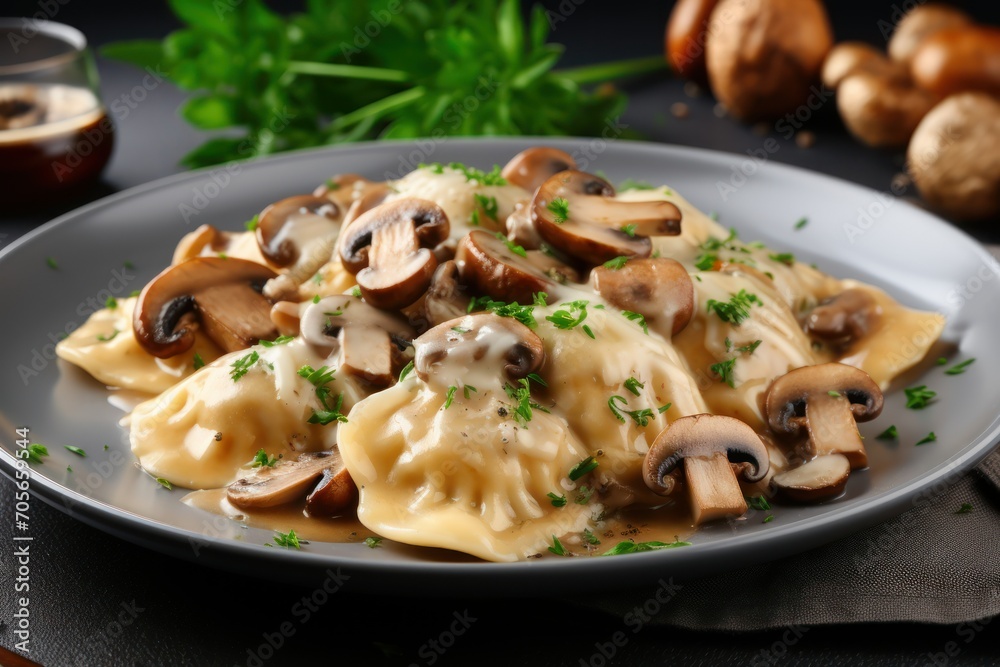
[0,18,88,76]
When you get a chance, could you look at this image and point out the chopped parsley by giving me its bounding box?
[658,403,672,413]
[548,536,568,556]
[569,456,599,481]
[230,351,261,381]
[463,385,478,399]
[694,253,717,271]
[706,290,762,326]
[46,257,58,270]
[945,358,976,376]
[582,528,601,545]
[494,231,527,258]
[736,340,762,355]
[443,386,458,409]
[123,260,135,269]
[447,162,506,186]
[474,193,499,221]
[620,224,637,238]
[621,310,649,335]
[624,377,645,396]
[603,256,629,270]
[575,486,593,504]
[310,272,323,285]
[251,449,279,467]
[105,296,118,309]
[794,217,808,230]
[260,335,295,347]
[547,197,570,223]
[915,431,937,446]
[311,294,321,303]
[129,290,141,297]
[23,444,48,463]
[193,352,205,370]
[904,385,936,410]
[364,536,383,548]
[272,529,301,549]
[601,540,691,556]
[533,292,549,307]
[768,252,795,266]
[468,296,536,328]
[936,357,948,366]
[155,477,173,490]
[547,492,567,507]
[747,495,771,511]
[546,300,590,332]
[876,425,898,440]
[503,376,549,426]
[700,228,738,252]
[710,358,737,388]
[956,503,974,515]
[398,360,415,381]
[618,179,656,191]
[351,286,362,298]
[97,329,120,343]
[828,390,842,398]
[64,446,86,458]
[245,214,259,231]
[607,395,656,426]
[764,515,775,523]
[299,364,348,425]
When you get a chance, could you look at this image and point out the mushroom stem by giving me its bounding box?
[684,452,749,525]
[804,393,867,469]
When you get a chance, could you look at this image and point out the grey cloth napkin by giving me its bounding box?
[579,246,1000,630]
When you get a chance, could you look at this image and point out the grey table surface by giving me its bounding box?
[3,2,1000,665]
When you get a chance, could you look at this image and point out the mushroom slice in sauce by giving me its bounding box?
[414,313,544,384]
[500,146,577,192]
[805,288,880,348]
[590,257,695,337]
[772,453,851,503]
[456,229,579,305]
[531,170,682,265]
[421,260,471,329]
[764,363,883,470]
[643,414,770,525]
[228,451,353,512]
[305,464,358,517]
[337,198,450,309]
[300,294,415,387]
[133,257,278,359]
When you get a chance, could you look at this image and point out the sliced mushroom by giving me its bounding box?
[228,451,337,509]
[313,174,385,212]
[228,450,355,516]
[133,257,278,358]
[772,453,850,503]
[337,198,450,309]
[422,261,471,328]
[764,363,883,470]
[500,146,577,192]
[531,170,682,265]
[643,414,770,525]
[505,200,543,250]
[414,313,544,384]
[305,462,358,517]
[172,224,240,265]
[805,288,879,347]
[300,294,415,386]
[456,229,579,305]
[342,183,394,228]
[590,257,694,337]
[256,195,340,267]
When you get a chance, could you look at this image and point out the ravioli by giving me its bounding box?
[129,339,360,489]
[55,297,223,394]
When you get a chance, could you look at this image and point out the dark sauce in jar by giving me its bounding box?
[0,83,114,204]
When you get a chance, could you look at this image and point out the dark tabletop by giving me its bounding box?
[2,1,1000,666]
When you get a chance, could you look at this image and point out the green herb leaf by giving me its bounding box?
[601,540,691,556]
[876,425,898,440]
[273,529,301,549]
[494,231,527,257]
[156,477,173,490]
[945,358,975,376]
[618,179,655,191]
[582,528,601,545]
[398,360,415,382]
[621,310,649,335]
[620,224,637,238]
[547,197,570,223]
[915,431,937,446]
[956,503,973,515]
[97,329,120,343]
[468,296,536,328]
[364,536,383,548]
[603,256,629,270]
[768,252,795,266]
[245,214,259,231]
[547,492,567,507]
[904,385,936,410]
[794,217,808,230]
[193,352,205,370]
[443,386,458,409]
[569,456,599,481]
[260,335,294,347]
[105,296,118,309]
[230,351,261,382]
[23,443,48,463]
[710,358,737,388]
[251,449,279,467]
[64,446,86,458]
[736,340,762,355]
[747,495,771,511]
[624,377,644,396]
[706,290,762,326]
[46,257,58,269]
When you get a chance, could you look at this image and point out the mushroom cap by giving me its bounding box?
[643,413,770,495]
[413,313,544,384]
[765,363,883,437]
[590,257,695,336]
[422,260,471,329]
[805,288,878,344]
[456,229,578,305]
[256,195,339,267]
[133,257,277,359]
[299,294,415,354]
[228,451,340,510]
[500,146,577,192]
[338,197,449,273]
[837,71,937,148]
[531,170,682,265]
[888,3,971,63]
[822,42,903,90]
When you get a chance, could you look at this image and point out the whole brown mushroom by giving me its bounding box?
[888,3,971,64]
[836,71,938,148]
[907,92,1000,221]
[705,0,833,121]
